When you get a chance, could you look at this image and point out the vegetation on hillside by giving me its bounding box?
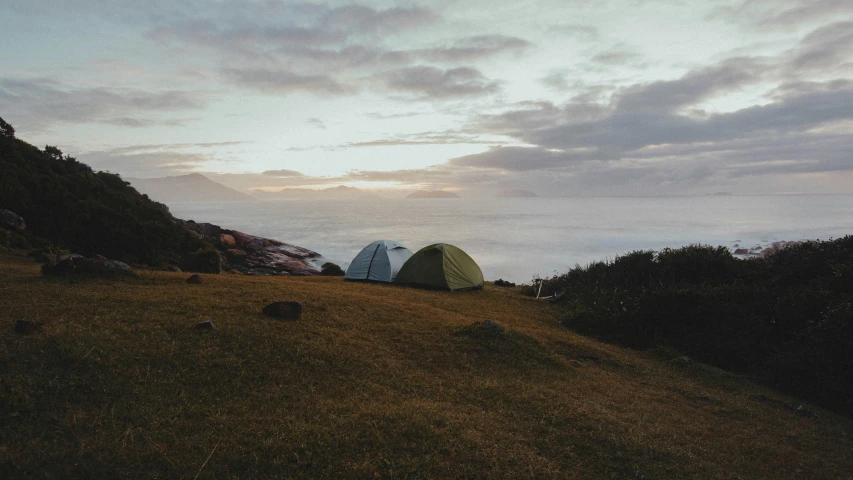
[539,239,853,415]
[0,117,208,265]
[2,252,852,478]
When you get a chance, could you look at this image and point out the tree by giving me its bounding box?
[44,145,64,161]
[0,117,14,138]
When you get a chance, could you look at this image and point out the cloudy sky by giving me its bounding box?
[2,0,852,195]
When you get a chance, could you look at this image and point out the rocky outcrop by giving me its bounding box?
[179,220,323,276]
[0,209,25,231]
[42,255,136,277]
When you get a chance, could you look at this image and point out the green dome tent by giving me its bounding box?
[395,243,484,291]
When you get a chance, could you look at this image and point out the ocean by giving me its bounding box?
[170,195,853,283]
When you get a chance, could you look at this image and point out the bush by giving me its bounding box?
[181,245,222,274]
[545,239,853,415]
[320,262,345,276]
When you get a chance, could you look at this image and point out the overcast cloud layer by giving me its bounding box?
[1,0,851,195]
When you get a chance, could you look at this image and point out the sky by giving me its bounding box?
[1,0,852,196]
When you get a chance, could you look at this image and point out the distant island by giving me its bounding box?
[128,173,254,203]
[406,190,460,199]
[497,189,538,198]
[253,185,380,200]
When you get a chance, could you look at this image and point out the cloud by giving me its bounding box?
[547,24,599,39]
[590,48,643,66]
[450,146,605,171]
[322,5,437,35]
[0,77,205,131]
[753,0,853,27]
[382,66,500,98]
[306,117,326,129]
[262,169,306,177]
[419,35,531,62]
[79,150,210,178]
[786,21,853,74]
[613,57,766,114]
[539,71,571,91]
[221,68,354,95]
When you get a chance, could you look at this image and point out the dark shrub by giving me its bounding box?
[181,245,222,274]
[320,262,345,276]
[547,238,853,416]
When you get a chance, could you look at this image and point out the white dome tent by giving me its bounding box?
[345,240,413,283]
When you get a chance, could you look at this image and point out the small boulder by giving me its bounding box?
[733,248,749,255]
[14,319,41,335]
[49,256,82,274]
[186,274,203,284]
[104,260,133,273]
[164,265,182,272]
[0,210,26,231]
[263,301,303,320]
[196,320,216,331]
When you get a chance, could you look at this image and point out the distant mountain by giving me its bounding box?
[253,185,380,200]
[128,174,254,203]
[497,189,538,198]
[406,190,460,199]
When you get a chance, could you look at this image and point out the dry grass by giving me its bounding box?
[1,252,851,479]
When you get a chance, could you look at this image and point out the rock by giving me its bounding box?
[262,301,303,320]
[734,248,749,255]
[320,262,345,276]
[104,260,133,273]
[0,210,25,231]
[218,234,236,248]
[186,274,203,284]
[164,265,182,272]
[178,220,323,276]
[196,320,215,331]
[92,254,108,261]
[49,255,83,274]
[14,319,41,335]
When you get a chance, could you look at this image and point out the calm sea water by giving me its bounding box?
[170,196,853,283]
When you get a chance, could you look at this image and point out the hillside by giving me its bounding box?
[128,173,255,203]
[0,130,205,265]
[407,190,460,199]
[2,251,851,479]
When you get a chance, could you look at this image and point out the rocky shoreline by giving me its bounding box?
[178,220,327,276]
[1,208,331,277]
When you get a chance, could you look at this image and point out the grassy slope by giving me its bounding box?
[1,252,851,479]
